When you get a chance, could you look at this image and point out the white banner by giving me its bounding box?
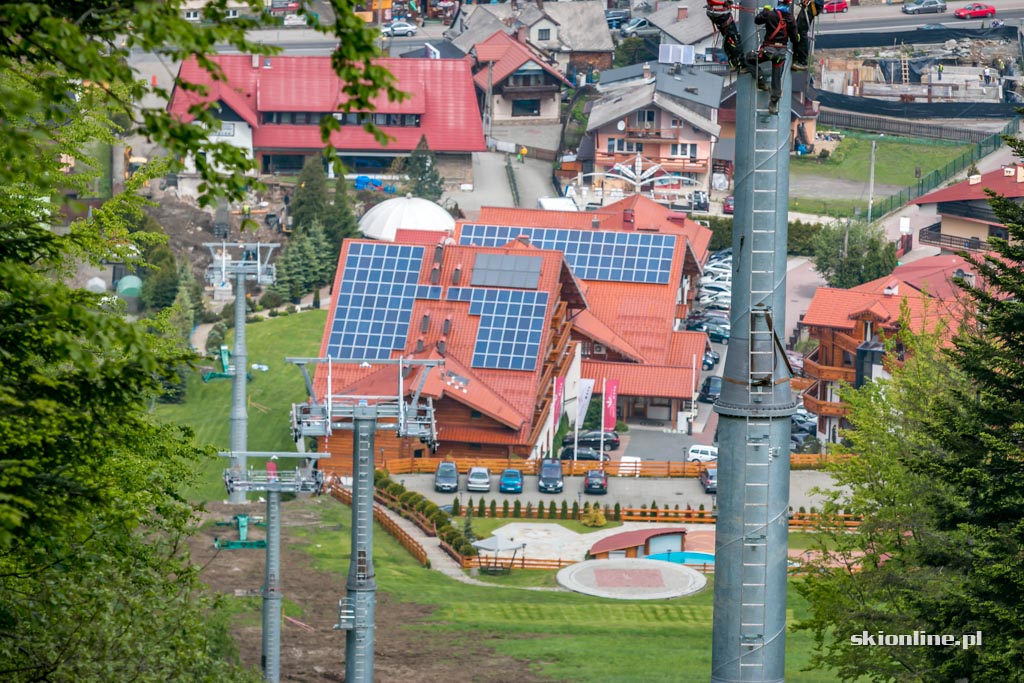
[577,378,596,426]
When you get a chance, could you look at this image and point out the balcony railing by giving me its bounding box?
[623,126,676,141]
[499,82,561,98]
[802,381,848,417]
[918,223,988,252]
[595,152,708,174]
[833,331,862,355]
[804,356,856,383]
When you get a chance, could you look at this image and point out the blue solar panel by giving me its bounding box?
[458,225,676,284]
[326,242,425,359]
[447,287,548,371]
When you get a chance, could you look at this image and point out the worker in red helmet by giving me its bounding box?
[706,0,747,74]
[746,1,798,115]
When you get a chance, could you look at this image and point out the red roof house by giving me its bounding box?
[470,30,571,124]
[168,55,484,179]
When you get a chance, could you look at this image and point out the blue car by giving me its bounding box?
[498,468,524,494]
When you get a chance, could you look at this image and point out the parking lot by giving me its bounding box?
[386,469,837,514]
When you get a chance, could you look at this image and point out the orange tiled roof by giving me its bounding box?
[912,164,1024,205]
[667,331,710,366]
[892,253,977,300]
[476,206,619,229]
[393,228,451,244]
[571,310,647,363]
[471,30,570,90]
[581,360,697,400]
[802,277,958,335]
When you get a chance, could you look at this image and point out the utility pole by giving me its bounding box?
[709,2,797,680]
[867,139,877,222]
[287,357,444,683]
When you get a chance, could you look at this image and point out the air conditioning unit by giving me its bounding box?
[594,343,607,354]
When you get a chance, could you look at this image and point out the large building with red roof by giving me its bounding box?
[167,54,485,182]
[913,163,1024,253]
[461,194,714,428]
[470,30,572,124]
[800,275,960,444]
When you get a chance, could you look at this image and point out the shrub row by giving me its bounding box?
[374,470,477,557]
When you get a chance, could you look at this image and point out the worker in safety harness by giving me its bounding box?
[706,0,747,74]
[747,0,797,115]
[792,0,823,71]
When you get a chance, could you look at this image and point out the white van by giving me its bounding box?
[687,444,719,462]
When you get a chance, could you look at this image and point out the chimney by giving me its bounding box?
[516,26,527,44]
[623,208,636,229]
[535,0,543,9]
[430,264,440,284]
[642,62,651,80]
[1003,165,1015,177]
[437,338,447,354]
[968,174,981,185]
[421,313,431,333]
[516,235,531,246]
[677,6,689,21]
[591,216,600,229]
[883,279,899,296]
[251,54,260,69]
[453,264,462,285]
[1017,165,1024,184]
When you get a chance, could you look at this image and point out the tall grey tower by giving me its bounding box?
[709,6,798,682]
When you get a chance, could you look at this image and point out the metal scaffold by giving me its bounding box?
[710,3,799,682]
[287,356,444,683]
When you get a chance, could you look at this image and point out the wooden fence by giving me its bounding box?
[329,487,430,567]
[321,453,848,479]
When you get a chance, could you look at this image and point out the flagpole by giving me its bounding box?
[573,386,580,464]
[600,377,606,461]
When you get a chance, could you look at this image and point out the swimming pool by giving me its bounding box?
[647,551,715,565]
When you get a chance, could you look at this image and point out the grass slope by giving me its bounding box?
[156,310,327,500]
[292,498,845,683]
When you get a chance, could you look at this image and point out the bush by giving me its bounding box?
[477,498,486,518]
[548,501,557,518]
[536,500,545,519]
[524,502,533,519]
[571,501,580,520]
[560,500,569,520]
[513,500,521,518]
[502,500,510,517]
[452,497,461,517]
[260,289,285,309]
[613,502,621,521]
[581,504,607,528]
[285,304,297,314]
[489,500,496,518]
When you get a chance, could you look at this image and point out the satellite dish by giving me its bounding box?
[616,120,626,131]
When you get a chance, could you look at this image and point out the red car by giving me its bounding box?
[823,0,849,12]
[955,2,995,18]
[723,196,734,215]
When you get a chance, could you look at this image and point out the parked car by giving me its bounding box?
[466,466,492,492]
[687,444,719,463]
[686,319,709,332]
[381,20,418,36]
[698,375,723,403]
[584,469,609,494]
[701,282,731,296]
[785,349,805,375]
[605,8,631,27]
[706,323,731,344]
[564,430,620,450]
[705,299,731,312]
[902,0,946,14]
[433,461,459,493]
[823,0,849,12]
[702,310,730,324]
[560,446,610,462]
[722,195,734,214]
[708,248,732,262]
[702,349,720,370]
[620,17,659,37]
[791,414,816,434]
[955,2,995,18]
[498,468,523,494]
[705,348,721,365]
[699,467,718,494]
[538,458,564,493]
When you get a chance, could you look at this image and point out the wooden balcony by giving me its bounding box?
[801,381,848,417]
[622,126,677,142]
[498,82,561,98]
[595,151,708,174]
[918,223,988,252]
[833,331,862,355]
[804,356,856,383]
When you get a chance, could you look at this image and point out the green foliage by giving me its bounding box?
[811,220,898,288]
[513,499,521,518]
[259,289,285,309]
[502,499,509,517]
[561,500,569,519]
[290,156,328,231]
[477,497,486,518]
[536,498,545,518]
[572,500,580,520]
[581,503,607,527]
[322,174,360,258]
[451,497,461,517]
[403,135,444,201]
[525,502,533,519]
[614,36,658,67]
[548,500,557,518]
[613,502,621,521]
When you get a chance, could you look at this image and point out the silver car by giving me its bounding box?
[902,0,946,14]
[466,466,491,492]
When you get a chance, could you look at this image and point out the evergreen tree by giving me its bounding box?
[323,174,360,258]
[140,243,180,311]
[290,156,328,231]
[810,220,898,289]
[404,135,444,201]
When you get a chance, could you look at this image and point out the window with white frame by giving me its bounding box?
[185,10,200,20]
[538,28,551,41]
[670,143,698,158]
[670,118,682,128]
[635,109,656,128]
[607,138,644,154]
[226,8,239,18]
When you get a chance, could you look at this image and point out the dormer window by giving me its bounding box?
[538,28,551,41]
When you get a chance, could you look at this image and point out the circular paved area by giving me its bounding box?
[557,559,707,600]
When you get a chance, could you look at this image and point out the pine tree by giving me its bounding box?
[290,156,328,231]
[404,135,444,201]
[323,174,360,259]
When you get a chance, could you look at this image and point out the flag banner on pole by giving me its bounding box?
[553,376,564,422]
[603,380,619,430]
[577,378,596,425]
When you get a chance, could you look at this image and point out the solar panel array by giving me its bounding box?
[459,224,676,284]
[470,253,543,289]
[326,242,425,359]
[447,287,549,371]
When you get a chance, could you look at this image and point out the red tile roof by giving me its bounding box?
[589,527,688,555]
[471,31,570,90]
[891,253,977,300]
[169,55,484,153]
[393,229,451,244]
[802,277,957,335]
[476,207,619,229]
[912,164,1024,205]
[581,360,697,400]
[572,310,646,362]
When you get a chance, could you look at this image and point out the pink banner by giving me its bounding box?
[553,376,564,422]
[603,379,619,430]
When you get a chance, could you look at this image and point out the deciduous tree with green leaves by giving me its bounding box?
[810,219,898,289]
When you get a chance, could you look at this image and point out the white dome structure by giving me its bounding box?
[358,195,454,242]
[85,277,108,294]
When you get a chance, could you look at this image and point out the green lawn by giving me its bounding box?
[156,310,327,500]
[791,131,972,187]
[289,498,844,683]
